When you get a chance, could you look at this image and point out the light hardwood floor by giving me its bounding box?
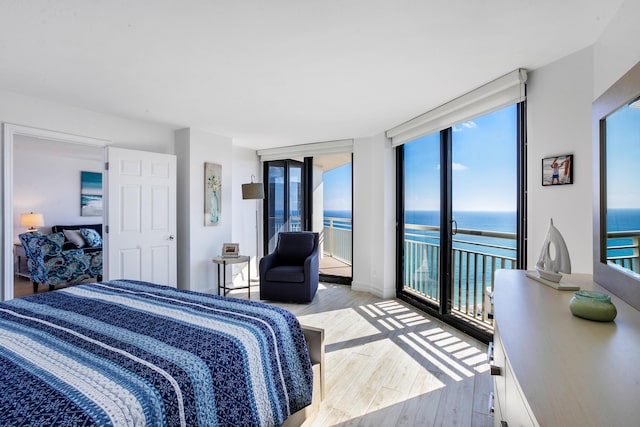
[229,282,494,427]
[13,275,87,298]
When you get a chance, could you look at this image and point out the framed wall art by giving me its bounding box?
[542,154,573,186]
[205,162,222,226]
[80,171,103,216]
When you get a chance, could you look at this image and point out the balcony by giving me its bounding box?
[317,218,640,333]
[321,217,352,278]
[320,218,516,332]
[606,230,640,273]
[403,224,517,333]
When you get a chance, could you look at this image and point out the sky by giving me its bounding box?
[320,101,639,224]
[404,104,518,212]
[323,105,518,214]
[323,162,352,211]
[606,102,640,209]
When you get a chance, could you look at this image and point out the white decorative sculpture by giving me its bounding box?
[535,218,572,283]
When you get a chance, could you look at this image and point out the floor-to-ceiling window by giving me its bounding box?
[257,140,354,285]
[396,102,526,342]
[264,159,307,254]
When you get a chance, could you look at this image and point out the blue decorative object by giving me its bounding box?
[80,227,102,247]
[569,290,617,322]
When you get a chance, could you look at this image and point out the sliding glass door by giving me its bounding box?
[450,105,520,327]
[397,103,525,341]
[402,132,442,308]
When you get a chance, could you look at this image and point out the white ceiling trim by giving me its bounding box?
[257,139,353,162]
[387,69,528,147]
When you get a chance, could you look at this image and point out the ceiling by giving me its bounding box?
[0,1,623,150]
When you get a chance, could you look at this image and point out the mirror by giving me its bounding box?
[593,61,640,311]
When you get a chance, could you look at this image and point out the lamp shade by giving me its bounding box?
[242,183,265,200]
[20,212,44,231]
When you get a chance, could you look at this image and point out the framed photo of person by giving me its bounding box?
[542,154,573,186]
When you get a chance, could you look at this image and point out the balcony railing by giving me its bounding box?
[319,215,640,334]
[403,224,517,331]
[403,225,640,332]
[323,217,353,265]
[606,230,640,273]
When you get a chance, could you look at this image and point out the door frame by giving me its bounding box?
[2,123,108,301]
[395,102,527,343]
[262,158,309,255]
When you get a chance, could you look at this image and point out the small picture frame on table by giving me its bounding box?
[222,243,239,258]
[542,154,573,186]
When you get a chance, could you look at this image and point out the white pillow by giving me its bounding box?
[63,229,85,248]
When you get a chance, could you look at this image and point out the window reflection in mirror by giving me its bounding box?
[605,101,640,275]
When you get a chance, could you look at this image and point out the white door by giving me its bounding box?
[106,147,177,287]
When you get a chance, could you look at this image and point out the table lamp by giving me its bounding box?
[20,212,44,232]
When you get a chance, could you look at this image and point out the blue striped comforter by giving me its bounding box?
[0,280,313,426]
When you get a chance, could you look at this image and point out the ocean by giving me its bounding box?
[322,208,640,309]
[606,208,640,261]
[325,208,640,242]
[323,208,640,287]
[324,210,517,256]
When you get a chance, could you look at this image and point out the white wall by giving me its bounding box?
[231,145,262,281]
[526,47,594,273]
[312,164,324,255]
[175,129,192,290]
[0,89,174,154]
[352,133,396,298]
[1,90,176,298]
[525,0,640,274]
[174,128,234,293]
[593,0,640,99]
[13,136,103,239]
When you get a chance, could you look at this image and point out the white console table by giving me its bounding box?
[491,269,640,427]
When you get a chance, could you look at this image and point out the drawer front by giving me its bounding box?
[504,358,538,427]
[490,326,507,422]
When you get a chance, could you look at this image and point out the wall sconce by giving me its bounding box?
[20,212,44,232]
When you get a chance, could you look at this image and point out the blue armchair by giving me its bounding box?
[18,231,103,293]
[260,232,319,303]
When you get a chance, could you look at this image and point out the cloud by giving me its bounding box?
[452,121,477,132]
[453,162,468,170]
[436,163,468,170]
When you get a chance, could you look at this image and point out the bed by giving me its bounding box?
[0,280,322,426]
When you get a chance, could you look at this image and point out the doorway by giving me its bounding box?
[3,124,178,301]
[396,103,526,342]
[262,153,353,285]
[3,124,107,301]
[318,154,352,284]
[263,159,307,255]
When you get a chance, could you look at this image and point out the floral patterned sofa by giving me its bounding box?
[18,224,103,293]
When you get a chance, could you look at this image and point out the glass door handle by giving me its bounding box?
[451,219,458,235]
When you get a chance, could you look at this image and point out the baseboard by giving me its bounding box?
[351,281,395,299]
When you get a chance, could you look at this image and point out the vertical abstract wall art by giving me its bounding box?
[204,162,222,225]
